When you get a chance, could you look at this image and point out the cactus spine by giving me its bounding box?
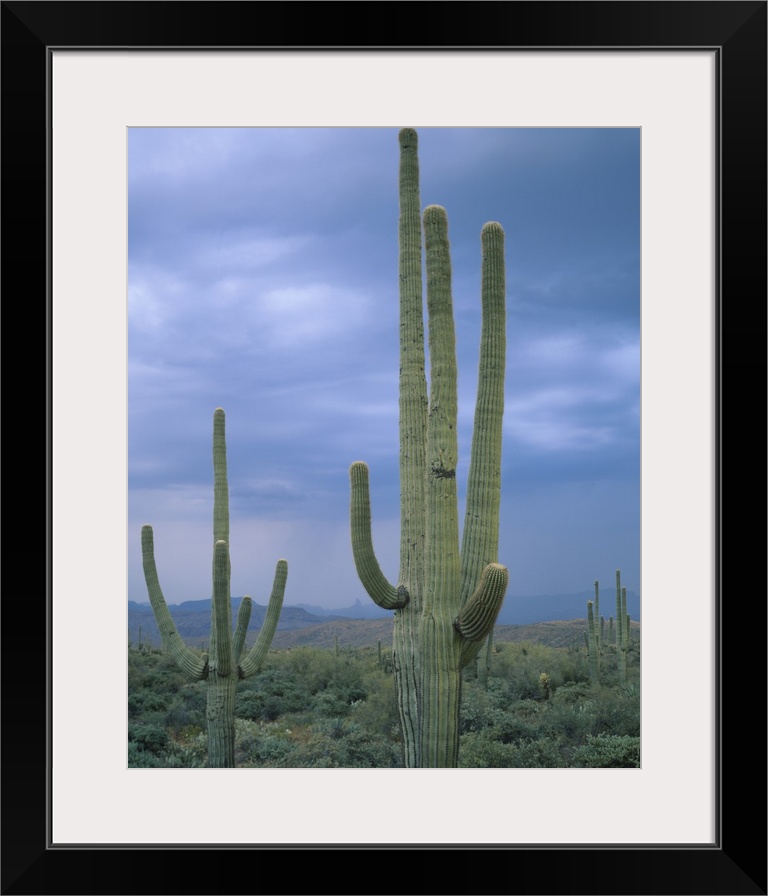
[141,408,287,767]
[349,128,508,767]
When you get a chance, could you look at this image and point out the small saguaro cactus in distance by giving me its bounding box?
[349,127,509,768]
[593,580,601,651]
[140,408,287,768]
[587,600,599,681]
[478,629,494,690]
[620,584,630,684]
[615,569,629,686]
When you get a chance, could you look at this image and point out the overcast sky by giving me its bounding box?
[128,126,640,611]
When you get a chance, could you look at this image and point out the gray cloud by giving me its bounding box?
[129,127,641,608]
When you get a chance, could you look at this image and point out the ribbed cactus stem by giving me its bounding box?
[140,525,207,681]
[456,563,509,643]
[423,204,460,616]
[213,408,229,546]
[232,596,252,665]
[459,222,506,610]
[238,560,287,679]
[622,586,628,633]
[210,539,232,678]
[349,462,408,610]
[395,129,429,767]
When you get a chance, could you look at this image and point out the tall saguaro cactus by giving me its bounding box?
[349,128,509,768]
[141,408,287,767]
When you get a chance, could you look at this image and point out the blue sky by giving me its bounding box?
[128,126,640,611]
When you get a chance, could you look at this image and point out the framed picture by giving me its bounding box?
[6,2,765,893]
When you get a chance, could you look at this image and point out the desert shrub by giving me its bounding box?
[459,731,566,768]
[571,734,640,768]
[164,685,207,731]
[128,741,166,768]
[282,725,400,769]
[128,690,170,717]
[236,668,308,719]
[234,719,294,767]
[533,701,599,744]
[349,674,399,737]
[550,681,594,706]
[128,722,169,755]
[272,647,366,698]
[312,689,355,718]
[489,642,590,702]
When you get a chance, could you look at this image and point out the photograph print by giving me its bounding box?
[127,126,640,769]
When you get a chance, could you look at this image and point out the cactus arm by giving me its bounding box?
[232,595,252,665]
[459,222,507,607]
[140,525,206,681]
[239,559,288,679]
[457,562,509,668]
[423,204,461,614]
[349,462,409,610]
[212,408,229,547]
[210,539,232,678]
[211,409,231,659]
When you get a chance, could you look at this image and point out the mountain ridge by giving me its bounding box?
[129,589,640,646]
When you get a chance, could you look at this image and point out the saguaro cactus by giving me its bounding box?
[587,600,599,681]
[593,579,601,651]
[478,629,494,690]
[615,569,629,685]
[141,408,287,767]
[349,128,509,768]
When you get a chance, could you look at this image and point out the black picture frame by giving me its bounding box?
[3,2,765,894]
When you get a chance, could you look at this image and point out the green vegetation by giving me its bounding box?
[140,407,287,767]
[128,629,640,769]
[349,127,508,768]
